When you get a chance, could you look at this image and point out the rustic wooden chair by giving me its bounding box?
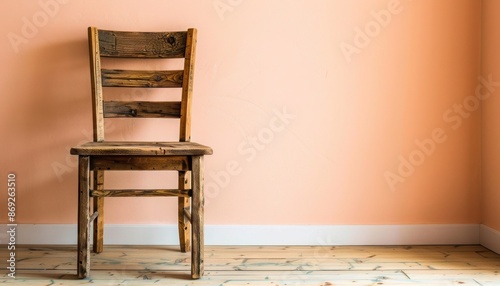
[70,27,212,279]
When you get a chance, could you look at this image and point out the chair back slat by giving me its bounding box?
[98,30,187,58]
[101,69,184,88]
[103,101,181,118]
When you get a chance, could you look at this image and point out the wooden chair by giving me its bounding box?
[70,27,212,279]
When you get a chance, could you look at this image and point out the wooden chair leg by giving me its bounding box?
[77,156,90,279]
[93,170,104,253]
[178,171,191,253]
[191,156,204,279]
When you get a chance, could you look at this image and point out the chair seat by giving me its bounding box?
[70,141,213,156]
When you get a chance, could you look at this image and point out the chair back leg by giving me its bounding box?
[92,170,104,253]
[178,198,191,252]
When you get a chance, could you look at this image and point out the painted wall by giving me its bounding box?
[0,0,483,226]
[482,0,500,232]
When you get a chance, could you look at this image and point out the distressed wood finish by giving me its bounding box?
[91,189,191,197]
[183,207,192,222]
[71,141,212,156]
[101,69,184,88]
[177,28,197,255]
[6,245,500,285]
[98,30,187,58]
[77,156,90,279]
[103,101,182,118]
[179,28,196,142]
[90,155,191,171]
[71,27,210,280]
[178,171,192,253]
[191,156,204,279]
[92,170,104,253]
[88,27,104,142]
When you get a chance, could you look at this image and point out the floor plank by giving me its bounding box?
[0,245,499,285]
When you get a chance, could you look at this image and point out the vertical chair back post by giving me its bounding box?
[180,28,196,143]
[88,27,104,142]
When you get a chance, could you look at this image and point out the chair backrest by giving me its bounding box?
[88,27,197,142]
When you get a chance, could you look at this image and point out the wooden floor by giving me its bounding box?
[1,245,499,285]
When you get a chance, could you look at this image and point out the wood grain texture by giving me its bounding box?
[90,155,191,171]
[70,141,213,156]
[178,171,192,253]
[77,156,90,278]
[90,189,191,197]
[103,101,181,118]
[92,171,104,254]
[98,30,187,58]
[191,156,204,279]
[179,28,196,142]
[4,245,499,285]
[183,207,192,222]
[101,69,184,88]
[88,27,105,141]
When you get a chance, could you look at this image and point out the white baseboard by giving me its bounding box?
[480,224,500,254]
[0,224,480,246]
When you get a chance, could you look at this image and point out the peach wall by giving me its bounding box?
[482,0,500,232]
[0,0,482,225]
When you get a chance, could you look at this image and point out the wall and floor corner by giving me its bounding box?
[480,0,500,254]
[0,0,498,253]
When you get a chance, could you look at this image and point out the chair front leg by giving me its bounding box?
[191,156,204,279]
[77,156,91,279]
